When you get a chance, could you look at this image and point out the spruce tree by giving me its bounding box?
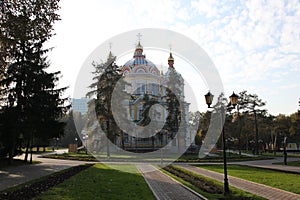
[87,54,127,157]
[164,67,182,146]
[0,0,68,163]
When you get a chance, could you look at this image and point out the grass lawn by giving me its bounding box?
[273,160,300,166]
[176,152,271,163]
[44,151,271,163]
[35,164,155,200]
[42,152,97,161]
[261,152,300,158]
[161,165,265,200]
[21,147,54,153]
[198,165,300,194]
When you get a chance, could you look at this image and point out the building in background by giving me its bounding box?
[72,98,89,114]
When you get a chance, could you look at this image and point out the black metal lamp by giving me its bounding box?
[204,91,214,108]
[229,92,238,107]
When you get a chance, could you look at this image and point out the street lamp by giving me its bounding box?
[204,91,238,195]
[204,91,214,108]
[83,135,88,154]
[229,92,238,107]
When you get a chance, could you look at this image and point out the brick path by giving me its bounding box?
[136,164,206,200]
[179,165,300,200]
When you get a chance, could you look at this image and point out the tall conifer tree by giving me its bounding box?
[0,0,69,163]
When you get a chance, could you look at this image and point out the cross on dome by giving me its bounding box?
[109,42,112,51]
[135,33,143,54]
[136,33,142,42]
[107,42,114,60]
[168,44,174,68]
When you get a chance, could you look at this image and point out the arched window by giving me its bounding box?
[137,69,145,73]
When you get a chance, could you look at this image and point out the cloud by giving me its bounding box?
[46,0,300,114]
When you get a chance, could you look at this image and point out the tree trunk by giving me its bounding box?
[177,134,181,153]
[8,142,16,165]
[106,120,110,159]
[246,132,249,151]
[152,136,155,150]
[283,147,287,165]
[121,131,125,149]
[283,136,287,165]
[238,108,242,156]
[24,139,30,162]
[254,110,259,155]
[273,133,277,156]
[30,135,33,164]
[30,145,33,164]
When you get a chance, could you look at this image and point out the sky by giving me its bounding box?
[46,0,300,116]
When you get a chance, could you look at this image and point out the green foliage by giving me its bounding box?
[194,129,204,146]
[164,68,182,135]
[0,0,68,161]
[60,111,84,147]
[289,112,300,139]
[86,55,127,157]
[189,90,282,154]
[189,91,299,156]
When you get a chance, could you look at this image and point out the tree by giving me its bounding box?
[189,111,201,130]
[229,92,267,155]
[194,129,205,146]
[87,54,126,158]
[0,0,68,164]
[273,114,291,164]
[274,114,291,143]
[259,114,275,153]
[289,112,300,141]
[189,111,202,146]
[164,67,183,151]
[213,93,228,148]
[227,90,256,155]
[60,111,83,148]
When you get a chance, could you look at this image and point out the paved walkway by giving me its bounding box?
[136,164,206,200]
[179,165,300,200]
[234,157,300,174]
[0,150,89,191]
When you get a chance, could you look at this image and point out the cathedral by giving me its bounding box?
[83,39,192,153]
[114,41,191,151]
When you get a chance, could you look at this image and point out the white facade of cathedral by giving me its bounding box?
[116,41,191,150]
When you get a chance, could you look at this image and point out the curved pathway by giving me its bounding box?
[235,157,300,174]
[137,164,206,200]
[0,151,90,191]
[179,165,300,200]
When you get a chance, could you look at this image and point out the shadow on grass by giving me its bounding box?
[36,164,155,200]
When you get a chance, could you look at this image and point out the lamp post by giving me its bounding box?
[75,137,78,153]
[83,135,88,154]
[204,91,238,195]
